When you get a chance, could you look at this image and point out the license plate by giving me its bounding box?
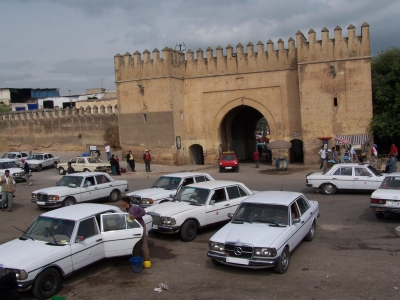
[387,201,400,206]
[36,201,45,205]
[226,257,249,265]
[225,167,232,170]
[152,225,158,229]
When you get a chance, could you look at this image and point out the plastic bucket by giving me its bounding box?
[129,256,143,273]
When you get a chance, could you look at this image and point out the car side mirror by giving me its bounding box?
[170,194,174,198]
[209,200,215,205]
[228,213,233,219]
[292,218,300,224]
[75,236,85,243]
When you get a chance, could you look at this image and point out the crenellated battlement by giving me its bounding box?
[114,23,370,81]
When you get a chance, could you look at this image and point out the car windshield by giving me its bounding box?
[87,158,103,163]
[222,155,235,161]
[1,153,17,159]
[379,176,400,189]
[28,154,44,160]
[174,186,210,205]
[233,203,289,226]
[152,176,181,189]
[0,162,18,169]
[25,216,75,244]
[56,176,83,187]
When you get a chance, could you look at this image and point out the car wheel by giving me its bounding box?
[180,220,197,242]
[304,221,315,241]
[32,268,61,300]
[53,162,57,168]
[211,259,223,267]
[273,246,290,274]
[109,190,120,202]
[37,165,42,172]
[62,197,75,207]
[321,183,336,195]
[375,212,384,219]
[58,167,65,175]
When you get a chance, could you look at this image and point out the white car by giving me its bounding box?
[0,161,26,181]
[207,191,319,273]
[127,172,215,207]
[31,172,129,208]
[25,152,61,172]
[0,204,152,299]
[370,172,400,219]
[306,163,385,195]
[0,151,29,165]
[57,157,111,175]
[146,180,255,241]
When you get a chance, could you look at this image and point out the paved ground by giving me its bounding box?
[2,153,400,300]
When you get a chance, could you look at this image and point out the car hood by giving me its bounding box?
[145,201,199,216]
[371,189,400,200]
[0,238,71,271]
[307,172,326,178]
[0,159,18,163]
[25,160,44,164]
[210,222,289,248]
[33,186,78,194]
[1,168,24,174]
[127,188,175,200]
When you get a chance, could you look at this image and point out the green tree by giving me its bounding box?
[370,47,400,142]
[0,102,10,114]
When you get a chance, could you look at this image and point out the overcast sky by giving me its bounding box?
[1,0,399,96]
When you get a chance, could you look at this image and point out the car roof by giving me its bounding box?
[186,180,245,189]
[158,172,212,178]
[40,204,122,221]
[242,191,305,206]
[30,152,48,155]
[64,172,110,177]
[330,163,371,168]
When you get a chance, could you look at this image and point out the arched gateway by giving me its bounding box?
[115,23,372,166]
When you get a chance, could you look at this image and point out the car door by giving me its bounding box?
[100,213,143,257]
[94,174,113,198]
[75,158,86,172]
[79,176,99,202]
[206,188,231,224]
[289,202,304,248]
[353,167,380,190]
[43,154,50,167]
[295,197,313,240]
[71,217,104,270]
[331,166,354,189]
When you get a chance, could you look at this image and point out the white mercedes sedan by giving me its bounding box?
[207,191,319,273]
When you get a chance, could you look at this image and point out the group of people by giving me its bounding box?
[105,144,152,174]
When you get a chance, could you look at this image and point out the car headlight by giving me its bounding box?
[12,173,19,177]
[209,241,225,252]
[48,195,60,201]
[253,247,277,257]
[31,193,37,199]
[161,217,176,225]
[141,198,154,205]
[5,268,28,280]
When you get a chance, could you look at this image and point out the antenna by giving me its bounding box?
[280,180,285,191]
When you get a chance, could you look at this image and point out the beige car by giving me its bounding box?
[57,157,110,175]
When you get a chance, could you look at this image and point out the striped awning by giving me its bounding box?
[335,135,369,145]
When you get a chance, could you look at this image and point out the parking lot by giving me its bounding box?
[3,153,400,299]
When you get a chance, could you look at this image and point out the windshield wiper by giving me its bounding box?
[13,225,35,241]
[45,227,59,245]
[188,201,202,206]
[232,219,252,224]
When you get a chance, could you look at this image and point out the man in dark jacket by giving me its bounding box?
[22,159,32,186]
[126,150,135,172]
[110,154,117,175]
[0,272,19,300]
[143,150,151,172]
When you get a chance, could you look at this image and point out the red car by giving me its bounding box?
[219,152,239,173]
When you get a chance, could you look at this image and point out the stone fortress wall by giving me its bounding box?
[115,23,372,165]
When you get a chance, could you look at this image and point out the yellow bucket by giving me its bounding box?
[143,260,152,268]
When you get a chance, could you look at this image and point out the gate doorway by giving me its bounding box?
[290,139,304,163]
[189,144,204,165]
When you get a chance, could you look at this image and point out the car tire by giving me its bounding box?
[211,259,223,267]
[180,220,197,242]
[83,168,90,172]
[375,212,384,219]
[62,197,75,207]
[321,183,336,195]
[32,268,61,300]
[37,165,42,172]
[304,221,315,241]
[53,162,57,168]
[58,167,65,175]
[273,246,290,274]
[109,190,120,202]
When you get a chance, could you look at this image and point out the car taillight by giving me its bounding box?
[371,198,386,204]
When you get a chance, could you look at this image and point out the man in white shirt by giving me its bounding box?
[318,146,327,171]
[1,170,16,212]
[371,144,378,168]
[105,144,111,161]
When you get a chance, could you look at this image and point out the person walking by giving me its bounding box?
[143,150,151,172]
[21,159,32,186]
[67,162,75,174]
[1,170,16,212]
[253,149,260,168]
[109,154,117,175]
[121,197,151,267]
[115,155,121,175]
[318,146,327,171]
[371,144,378,168]
[126,150,135,172]
[105,144,111,161]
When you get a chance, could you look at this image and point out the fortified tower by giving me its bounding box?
[114,23,371,165]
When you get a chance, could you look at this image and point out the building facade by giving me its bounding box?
[114,23,372,165]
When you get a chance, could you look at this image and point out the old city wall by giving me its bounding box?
[0,105,118,153]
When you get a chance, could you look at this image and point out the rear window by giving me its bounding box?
[222,155,235,161]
